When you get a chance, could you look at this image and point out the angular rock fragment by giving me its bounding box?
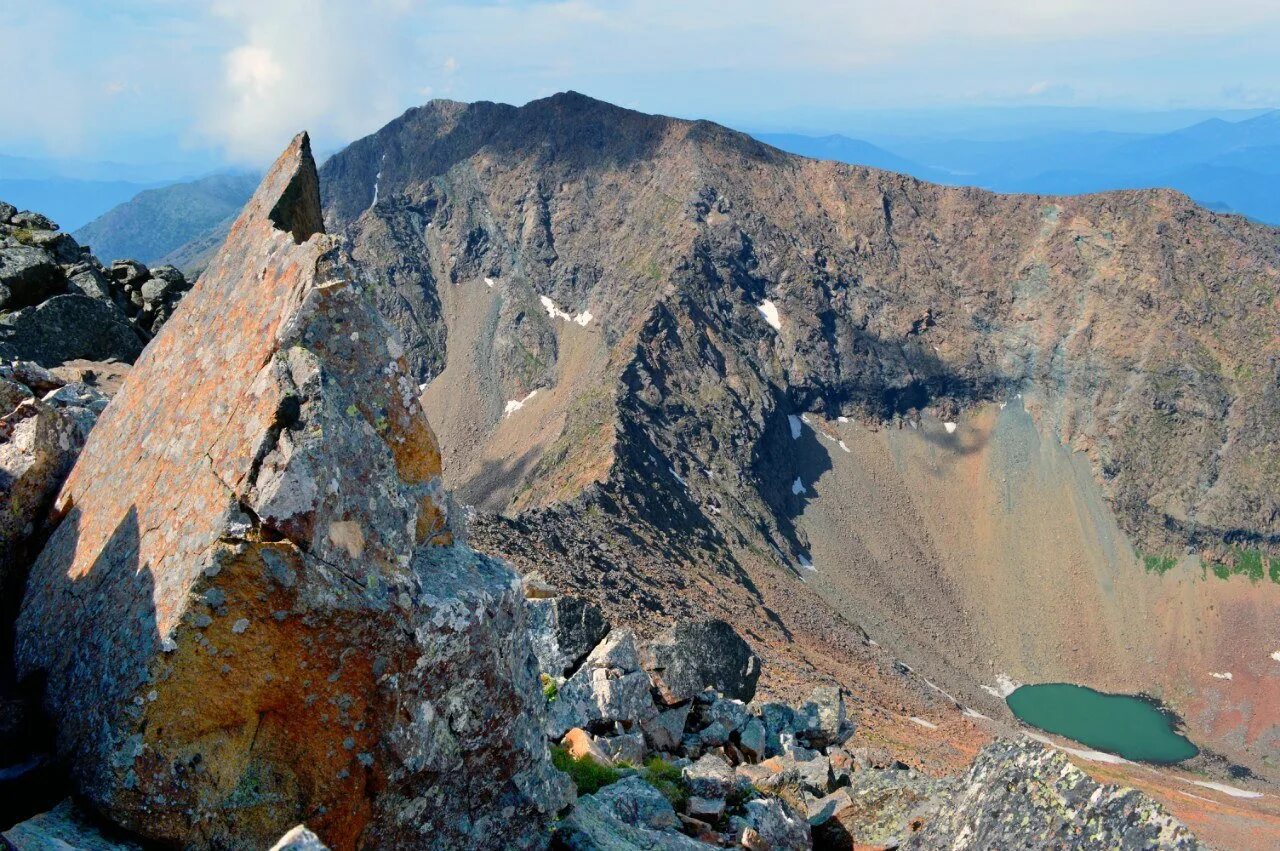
[549,629,658,738]
[528,593,611,679]
[732,797,811,851]
[1,799,145,850]
[555,778,713,850]
[15,134,568,849]
[642,620,760,705]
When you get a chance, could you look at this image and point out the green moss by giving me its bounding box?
[1270,558,1280,585]
[1211,562,1232,580]
[551,744,620,795]
[1229,547,1265,582]
[541,673,559,703]
[10,228,36,245]
[1140,552,1178,576]
[641,756,689,809]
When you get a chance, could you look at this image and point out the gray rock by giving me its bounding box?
[739,717,766,761]
[733,797,811,851]
[797,685,847,748]
[682,753,737,799]
[699,721,730,747]
[109,258,148,284]
[556,786,714,850]
[26,229,83,264]
[686,796,725,820]
[0,245,65,309]
[768,747,832,797]
[0,294,145,366]
[901,739,1205,850]
[64,263,114,302]
[642,620,760,705]
[527,593,611,678]
[1,377,96,609]
[603,731,648,766]
[43,381,110,414]
[1,798,145,850]
[11,211,55,231]
[269,825,330,850]
[643,703,691,753]
[703,696,750,734]
[593,775,682,831]
[753,702,798,758]
[0,202,16,222]
[548,630,659,738]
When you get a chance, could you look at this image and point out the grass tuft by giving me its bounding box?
[550,744,620,795]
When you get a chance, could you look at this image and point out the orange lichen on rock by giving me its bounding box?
[15,133,568,849]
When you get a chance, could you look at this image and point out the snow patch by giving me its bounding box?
[1209,671,1233,680]
[837,416,848,423]
[504,389,539,416]
[540,295,572,322]
[757,299,782,331]
[791,477,806,495]
[798,554,815,572]
[944,421,957,434]
[669,467,687,487]
[910,717,938,730]
[1186,779,1264,799]
[788,415,803,439]
[1271,650,1280,662]
[924,679,958,704]
[540,295,593,326]
[484,277,495,288]
[370,152,386,207]
[981,673,1020,699]
[962,707,988,720]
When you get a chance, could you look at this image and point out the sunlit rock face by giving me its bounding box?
[15,133,570,850]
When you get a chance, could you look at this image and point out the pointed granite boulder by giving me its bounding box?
[15,134,570,849]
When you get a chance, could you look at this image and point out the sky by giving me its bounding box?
[3,0,1280,169]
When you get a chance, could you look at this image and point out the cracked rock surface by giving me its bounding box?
[14,133,569,849]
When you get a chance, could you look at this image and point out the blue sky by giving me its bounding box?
[3,1,1280,167]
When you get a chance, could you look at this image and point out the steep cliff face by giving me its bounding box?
[322,91,1278,565]
[316,93,1280,802]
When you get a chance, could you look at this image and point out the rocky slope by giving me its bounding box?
[310,92,1280,825]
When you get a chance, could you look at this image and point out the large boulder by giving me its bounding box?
[14,134,570,849]
[527,593,611,679]
[642,620,761,705]
[0,244,65,309]
[0,294,145,366]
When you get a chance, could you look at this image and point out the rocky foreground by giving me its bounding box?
[0,134,1217,849]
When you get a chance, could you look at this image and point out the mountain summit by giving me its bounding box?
[312,93,1279,799]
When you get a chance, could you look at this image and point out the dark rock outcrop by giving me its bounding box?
[13,134,569,849]
[0,201,193,367]
[643,620,762,705]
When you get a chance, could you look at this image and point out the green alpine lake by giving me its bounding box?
[1006,683,1199,764]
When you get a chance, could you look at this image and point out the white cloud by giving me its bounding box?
[200,0,428,162]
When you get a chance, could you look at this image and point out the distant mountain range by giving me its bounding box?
[72,172,258,269]
[758,109,1280,223]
